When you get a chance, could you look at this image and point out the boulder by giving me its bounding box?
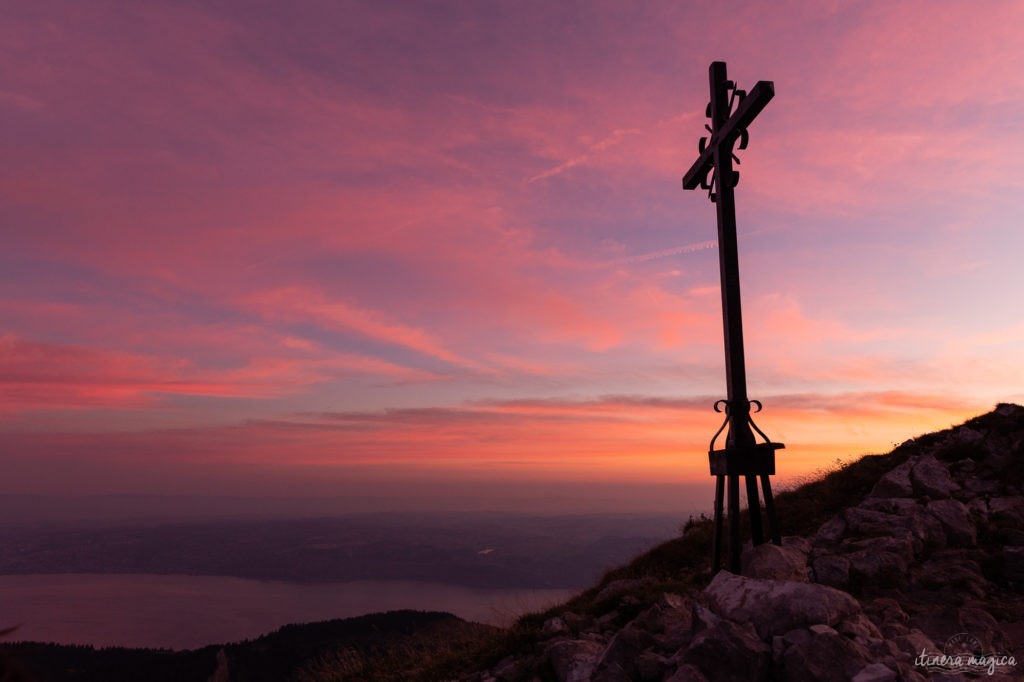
[664,664,710,682]
[782,535,814,555]
[594,578,654,604]
[851,662,898,682]
[864,597,910,627]
[837,612,883,641]
[811,554,850,589]
[989,497,1024,527]
[593,626,655,682]
[964,477,1001,495]
[741,542,809,582]
[780,629,871,682]
[772,628,811,667]
[870,460,914,498]
[913,553,987,597]
[957,606,1010,652]
[910,455,960,499]
[843,535,915,563]
[628,593,692,651]
[681,618,770,682]
[546,639,604,682]
[491,655,532,682]
[843,507,901,537]
[542,617,570,637]
[925,499,977,547]
[859,497,920,514]
[814,516,847,545]
[690,603,723,634]
[998,546,1024,582]
[636,650,670,682]
[703,571,861,639]
[846,549,908,589]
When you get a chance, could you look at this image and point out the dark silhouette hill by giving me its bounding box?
[3,610,495,681]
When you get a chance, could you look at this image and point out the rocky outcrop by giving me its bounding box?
[461,404,1024,682]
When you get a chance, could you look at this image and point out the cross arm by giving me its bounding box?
[681,80,774,190]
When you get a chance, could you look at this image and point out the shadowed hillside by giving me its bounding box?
[424,403,1024,681]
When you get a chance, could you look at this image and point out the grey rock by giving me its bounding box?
[846,549,908,588]
[546,639,604,682]
[870,460,914,498]
[892,629,937,661]
[842,508,943,557]
[741,542,809,582]
[911,455,960,499]
[664,663,709,682]
[629,593,691,651]
[782,535,813,555]
[966,497,989,519]
[814,516,847,545]
[559,611,593,632]
[781,629,870,682]
[843,507,900,537]
[925,499,977,547]
[542,617,570,637]
[956,426,985,446]
[838,612,883,640]
[998,546,1024,583]
[636,650,670,682]
[681,618,770,682]
[594,578,653,604]
[593,626,654,681]
[597,610,620,630]
[812,554,850,589]
[957,606,1010,651]
[690,604,722,634]
[808,623,838,636]
[703,571,861,639]
[851,662,898,682]
[491,655,531,682]
[865,597,910,626]
[1003,528,1024,546]
[859,497,920,514]
[771,628,811,667]
[913,553,987,597]
[989,496,1024,527]
[843,534,915,562]
[964,477,1001,495]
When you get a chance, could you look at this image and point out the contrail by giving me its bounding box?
[599,239,718,267]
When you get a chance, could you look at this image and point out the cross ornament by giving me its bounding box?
[682,61,784,574]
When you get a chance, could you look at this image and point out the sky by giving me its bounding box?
[2,1,1023,513]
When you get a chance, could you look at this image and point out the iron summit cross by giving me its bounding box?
[682,61,784,574]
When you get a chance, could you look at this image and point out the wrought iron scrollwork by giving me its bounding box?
[697,80,756,202]
[708,398,775,451]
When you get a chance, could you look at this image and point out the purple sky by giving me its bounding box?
[2,1,1023,511]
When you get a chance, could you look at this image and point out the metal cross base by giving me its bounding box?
[708,400,784,574]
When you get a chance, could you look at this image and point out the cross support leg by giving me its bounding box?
[727,474,741,573]
[712,475,725,571]
[745,474,764,545]
[761,473,781,545]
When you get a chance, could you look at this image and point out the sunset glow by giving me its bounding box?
[3,1,1023,511]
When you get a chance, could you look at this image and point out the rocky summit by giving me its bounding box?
[457,404,1024,681]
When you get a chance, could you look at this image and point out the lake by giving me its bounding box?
[0,574,575,650]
